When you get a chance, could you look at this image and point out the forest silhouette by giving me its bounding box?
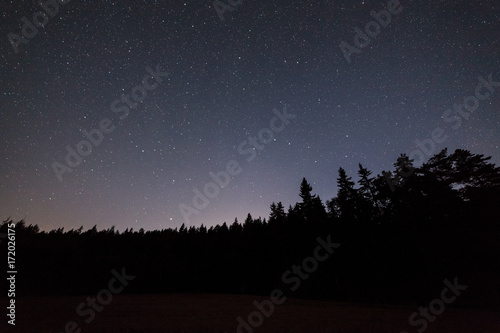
[2,148,500,307]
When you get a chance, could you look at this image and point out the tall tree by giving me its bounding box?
[394,154,416,180]
[298,177,314,214]
[230,218,242,232]
[447,149,500,189]
[298,177,327,222]
[357,163,380,217]
[275,202,286,222]
[269,202,278,223]
[243,213,253,230]
[296,177,312,220]
[336,167,360,222]
[269,201,287,226]
[437,149,500,212]
[311,195,328,222]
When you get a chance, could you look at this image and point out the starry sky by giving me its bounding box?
[1,0,499,231]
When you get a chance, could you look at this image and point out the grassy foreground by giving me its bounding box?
[10,294,500,333]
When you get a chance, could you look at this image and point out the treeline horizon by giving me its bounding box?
[2,148,500,307]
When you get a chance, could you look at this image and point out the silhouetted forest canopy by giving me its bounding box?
[2,148,500,307]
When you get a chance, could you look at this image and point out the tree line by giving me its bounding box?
[1,148,500,307]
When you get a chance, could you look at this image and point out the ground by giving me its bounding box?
[11,294,500,333]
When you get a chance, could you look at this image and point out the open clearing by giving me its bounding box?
[12,294,499,333]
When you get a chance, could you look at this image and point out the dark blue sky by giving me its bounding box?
[1,0,499,231]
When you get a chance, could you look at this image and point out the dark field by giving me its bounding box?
[12,294,500,333]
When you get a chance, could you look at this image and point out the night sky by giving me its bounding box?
[1,0,499,232]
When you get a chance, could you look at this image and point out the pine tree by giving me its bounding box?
[311,194,328,222]
[336,167,360,222]
[230,218,242,232]
[298,177,314,218]
[357,163,381,217]
[275,202,286,222]
[394,154,416,180]
[269,202,278,223]
[297,177,327,222]
[243,213,254,231]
